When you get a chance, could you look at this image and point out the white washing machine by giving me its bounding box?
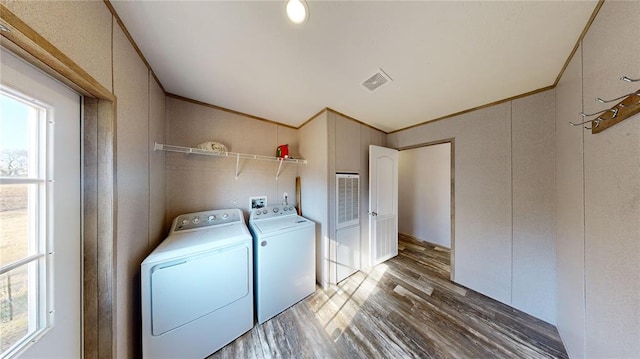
[141,209,253,359]
[249,205,316,324]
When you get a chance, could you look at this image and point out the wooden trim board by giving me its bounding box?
[298,107,329,129]
[553,0,604,87]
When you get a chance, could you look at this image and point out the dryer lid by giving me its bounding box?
[143,223,251,264]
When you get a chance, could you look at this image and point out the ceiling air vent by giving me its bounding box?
[362,68,393,92]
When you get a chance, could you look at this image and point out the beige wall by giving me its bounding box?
[2,0,113,91]
[149,76,167,250]
[164,97,299,225]
[556,1,640,357]
[555,42,586,359]
[511,90,556,323]
[3,2,167,357]
[299,112,330,286]
[388,90,557,324]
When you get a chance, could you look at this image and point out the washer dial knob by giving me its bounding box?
[193,217,200,224]
[222,213,229,219]
[273,207,279,213]
[208,215,215,221]
[181,219,189,225]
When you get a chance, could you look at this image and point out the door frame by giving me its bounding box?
[1,7,117,357]
[397,138,455,281]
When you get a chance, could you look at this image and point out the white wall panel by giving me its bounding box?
[454,105,512,304]
[335,117,362,172]
[298,112,329,286]
[149,78,166,250]
[582,1,640,356]
[511,90,556,324]
[389,103,513,305]
[554,45,586,358]
[113,25,150,359]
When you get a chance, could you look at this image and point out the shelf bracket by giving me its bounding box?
[235,153,240,179]
[275,158,284,180]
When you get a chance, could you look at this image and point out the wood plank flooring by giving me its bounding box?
[209,234,567,358]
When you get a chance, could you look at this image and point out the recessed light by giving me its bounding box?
[286,0,308,25]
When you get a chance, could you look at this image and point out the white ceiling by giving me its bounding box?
[111,1,598,132]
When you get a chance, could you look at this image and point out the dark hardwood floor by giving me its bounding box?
[209,234,567,358]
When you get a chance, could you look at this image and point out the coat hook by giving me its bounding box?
[620,76,639,83]
[596,90,640,103]
[584,119,601,130]
[570,118,600,127]
[579,107,618,118]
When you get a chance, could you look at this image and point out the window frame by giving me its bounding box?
[0,86,54,358]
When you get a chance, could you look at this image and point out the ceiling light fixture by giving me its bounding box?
[286,0,308,25]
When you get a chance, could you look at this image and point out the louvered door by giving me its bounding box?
[336,174,360,282]
[337,174,359,229]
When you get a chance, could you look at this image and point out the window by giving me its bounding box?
[0,88,51,357]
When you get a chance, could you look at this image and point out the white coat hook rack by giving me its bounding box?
[154,142,307,180]
[570,73,640,133]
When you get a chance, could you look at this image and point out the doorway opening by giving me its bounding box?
[397,139,455,280]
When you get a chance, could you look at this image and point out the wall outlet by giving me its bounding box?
[250,196,267,209]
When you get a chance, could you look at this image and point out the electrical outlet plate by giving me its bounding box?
[250,196,267,209]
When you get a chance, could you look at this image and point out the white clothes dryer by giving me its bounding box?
[249,205,316,324]
[141,209,253,359]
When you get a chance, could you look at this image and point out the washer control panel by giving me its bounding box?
[251,205,296,220]
[172,208,243,232]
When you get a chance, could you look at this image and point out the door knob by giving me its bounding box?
[369,211,378,216]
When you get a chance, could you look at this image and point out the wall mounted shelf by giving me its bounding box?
[154,142,306,179]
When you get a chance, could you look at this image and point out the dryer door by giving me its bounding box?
[150,244,250,336]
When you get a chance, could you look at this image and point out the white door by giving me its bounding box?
[368,145,398,266]
[0,48,81,358]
